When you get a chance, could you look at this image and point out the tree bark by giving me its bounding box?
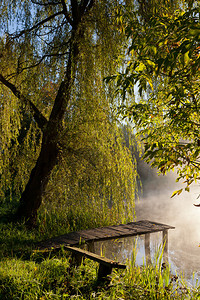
[15,47,77,226]
[12,1,94,227]
[16,27,77,227]
[15,130,59,226]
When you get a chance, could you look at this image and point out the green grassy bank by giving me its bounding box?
[0,203,200,299]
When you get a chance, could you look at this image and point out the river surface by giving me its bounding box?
[96,169,200,286]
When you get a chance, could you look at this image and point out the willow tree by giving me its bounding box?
[0,1,138,226]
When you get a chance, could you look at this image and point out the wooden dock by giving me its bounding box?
[36,220,175,281]
[37,220,175,250]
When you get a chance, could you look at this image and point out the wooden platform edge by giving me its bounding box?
[64,245,126,269]
[36,220,175,250]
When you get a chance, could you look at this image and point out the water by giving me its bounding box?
[95,233,200,286]
[135,169,200,286]
[95,168,200,286]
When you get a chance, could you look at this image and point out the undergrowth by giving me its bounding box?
[0,201,200,299]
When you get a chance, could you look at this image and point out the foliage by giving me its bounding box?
[0,202,199,299]
[112,2,200,195]
[0,1,138,224]
[0,253,197,299]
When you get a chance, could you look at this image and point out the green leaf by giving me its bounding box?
[171,189,183,198]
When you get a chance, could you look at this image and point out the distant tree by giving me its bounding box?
[110,1,200,196]
[0,1,138,227]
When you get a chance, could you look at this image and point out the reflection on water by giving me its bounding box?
[136,166,200,286]
[96,168,200,286]
[94,232,200,286]
[95,234,156,266]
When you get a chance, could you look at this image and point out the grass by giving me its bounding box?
[0,201,200,299]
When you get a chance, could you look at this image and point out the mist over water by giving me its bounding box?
[95,161,200,285]
[135,161,200,283]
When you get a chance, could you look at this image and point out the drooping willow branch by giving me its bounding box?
[9,10,68,39]
[0,74,48,131]
[15,50,70,75]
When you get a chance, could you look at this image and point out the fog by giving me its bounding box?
[135,162,200,282]
[96,161,200,284]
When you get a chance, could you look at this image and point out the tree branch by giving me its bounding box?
[71,0,79,26]
[14,50,70,75]
[60,0,73,26]
[71,0,94,29]
[0,74,48,131]
[31,0,62,5]
[80,0,94,14]
[10,11,64,38]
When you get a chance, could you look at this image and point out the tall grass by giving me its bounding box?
[0,202,200,299]
[1,254,199,299]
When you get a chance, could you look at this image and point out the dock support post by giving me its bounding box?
[97,264,112,282]
[145,233,151,265]
[71,252,83,266]
[87,241,95,253]
[162,229,168,263]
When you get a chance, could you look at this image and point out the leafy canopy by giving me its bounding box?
[112,2,200,195]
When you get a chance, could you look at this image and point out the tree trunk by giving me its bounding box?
[16,42,77,227]
[15,66,75,227]
[14,1,94,227]
[15,132,59,226]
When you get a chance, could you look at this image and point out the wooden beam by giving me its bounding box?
[162,229,168,263]
[98,263,113,282]
[145,233,151,265]
[64,245,126,269]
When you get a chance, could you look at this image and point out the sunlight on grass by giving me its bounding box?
[1,203,200,299]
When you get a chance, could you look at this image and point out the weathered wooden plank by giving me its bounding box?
[127,223,153,230]
[131,220,175,229]
[62,232,83,242]
[80,228,118,239]
[112,224,137,231]
[118,224,152,235]
[101,226,146,238]
[79,229,106,239]
[105,226,135,234]
[37,220,175,250]
[64,245,126,269]
[116,224,144,233]
[139,222,165,230]
[98,227,131,237]
[77,232,99,241]
[37,232,83,249]
[89,227,126,238]
[125,221,174,234]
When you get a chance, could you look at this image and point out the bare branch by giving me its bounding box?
[31,0,62,5]
[16,50,70,74]
[80,0,94,14]
[0,74,48,131]
[60,0,73,26]
[10,10,64,38]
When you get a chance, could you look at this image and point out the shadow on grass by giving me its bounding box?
[0,201,39,258]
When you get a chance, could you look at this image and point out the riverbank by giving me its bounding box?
[0,206,199,299]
